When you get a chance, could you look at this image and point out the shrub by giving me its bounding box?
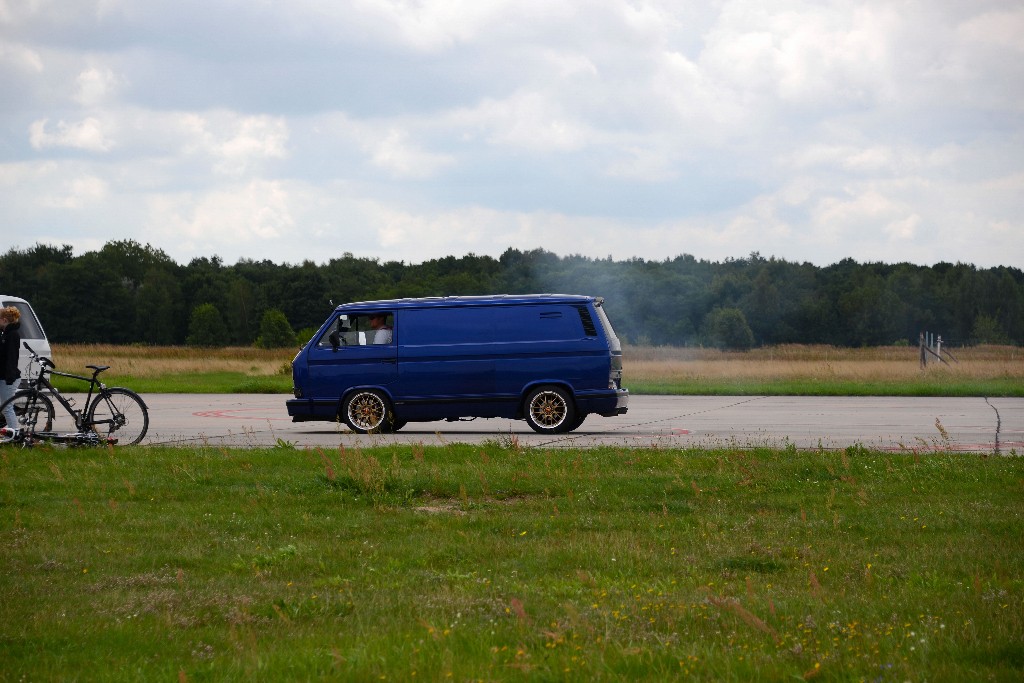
[186,303,229,347]
[256,308,297,348]
[703,307,755,350]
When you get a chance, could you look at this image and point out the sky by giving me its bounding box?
[2,0,1022,268]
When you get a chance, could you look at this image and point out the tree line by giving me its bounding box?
[2,240,1021,349]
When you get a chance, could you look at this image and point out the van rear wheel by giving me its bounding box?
[342,390,396,434]
[524,386,576,434]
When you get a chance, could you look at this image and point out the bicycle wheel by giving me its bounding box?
[0,390,55,435]
[87,388,149,445]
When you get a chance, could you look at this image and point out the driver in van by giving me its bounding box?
[0,306,22,432]
[368,314,392,344]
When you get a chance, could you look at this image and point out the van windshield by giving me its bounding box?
[1,301,45,340]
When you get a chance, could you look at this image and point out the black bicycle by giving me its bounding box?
[0,342,149,446]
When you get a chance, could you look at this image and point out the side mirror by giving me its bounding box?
[328,330,340,350]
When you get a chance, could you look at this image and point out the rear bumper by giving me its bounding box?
[577,388,629,417]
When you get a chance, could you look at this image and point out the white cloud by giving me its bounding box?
[603,146,678,182]
[788,144,902,175]
[170,112,289,176]
[214,116,289,175]
[370,128,454,178]
[28,117,114,152]
[371,202,507,252]
[0,42,44,72]
[149,180,296,248]
[43,175,109,209]
[958,8,1024,52]
[347,0,512,51]
[884,213,920,241]
[701,1,900,106]
[447,89,598,154]
[74,66,122,106]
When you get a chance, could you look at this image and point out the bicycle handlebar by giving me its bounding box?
[22,342,108,385]
[22,341,55,369]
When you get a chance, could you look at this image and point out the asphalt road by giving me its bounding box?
[100,394,1024,453]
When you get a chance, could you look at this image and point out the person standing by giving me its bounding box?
[0,306,22,431]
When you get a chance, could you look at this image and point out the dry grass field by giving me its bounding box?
[51,344,295,378]
[623,343,1024,385]
[48,343,1023,395]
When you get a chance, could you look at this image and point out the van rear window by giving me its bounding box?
[594,304,621,352]
[1,301,45,340]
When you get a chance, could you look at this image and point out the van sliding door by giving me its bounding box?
[394,308,496,401]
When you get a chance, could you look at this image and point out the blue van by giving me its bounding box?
[286,294,628,434]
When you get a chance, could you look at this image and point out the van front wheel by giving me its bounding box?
[342,390,396,434]
[524,386,576,434]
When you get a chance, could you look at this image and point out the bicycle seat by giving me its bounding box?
[87,365,111,372]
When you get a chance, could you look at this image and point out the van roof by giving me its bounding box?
[333,294,600,312]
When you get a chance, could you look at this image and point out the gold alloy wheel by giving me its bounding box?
[529,389,568,429]
[346,391,387,432]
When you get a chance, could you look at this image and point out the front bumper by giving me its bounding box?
[286,398,339,422]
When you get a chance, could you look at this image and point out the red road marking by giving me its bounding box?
[193,408,289,421]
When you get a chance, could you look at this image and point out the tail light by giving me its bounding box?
[609,356,623,389]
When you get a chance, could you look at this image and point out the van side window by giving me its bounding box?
[3,302,44,340]
[320,313,394,347]
[402,306,586,345]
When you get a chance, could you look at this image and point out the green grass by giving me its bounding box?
[2,444,1022,680]
[629,377,1024,397]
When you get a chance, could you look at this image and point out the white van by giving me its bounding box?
[0,295,52,388]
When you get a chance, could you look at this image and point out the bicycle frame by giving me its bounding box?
[33,366,107,432]
[11,344,118,441]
